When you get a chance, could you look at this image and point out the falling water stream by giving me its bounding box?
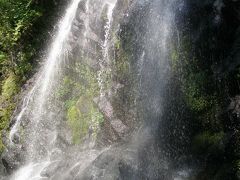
[9,0,82,146]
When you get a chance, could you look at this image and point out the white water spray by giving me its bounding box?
[9,0,82,179]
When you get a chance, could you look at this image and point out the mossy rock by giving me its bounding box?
[66,95,104,144]
[67,104,89,144]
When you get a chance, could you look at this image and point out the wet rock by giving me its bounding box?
[97,96,114,119]
[78,0,87,13]
[2,137,23,167]
[229,95,240,115]
[110,119,129,136]
[0,160,7,178]
[95,96,129,140]
[54,132,72,150]
[11,133,20,145]
[2,129,28,174]
[40,161,60,178]
[78,146,139,180]
[112,0,132,29]
[1,146,22,174]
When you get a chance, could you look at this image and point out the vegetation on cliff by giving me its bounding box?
[171,0,240,179]
[0,0,66,152]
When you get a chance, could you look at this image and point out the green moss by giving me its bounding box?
[182,68,215,112]
[172,37,221,129]
[192,131,225,155]
[66,95,104,144]
[75,62,99,95]
[170,48,179,71]
[0,74,20,127]
[0,104,15,128]
[67,105,79,123]
[114,37,121,50]
[0,74,21,152]
[184,91,213,112]
[56,76,75,100]
[114,36,131,82]
[60,60,104,144]
[67,104,89,144]
[2,74,20,101]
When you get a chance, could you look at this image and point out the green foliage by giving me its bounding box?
[170,36,227,178]
[170,40,217,113]
[0,0,61,76]
[15,52,33,77]
[192,131,225,155]
[0,0,42,48]
[183,71,214,112]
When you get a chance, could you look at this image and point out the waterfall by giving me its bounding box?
[3,0,192,179]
